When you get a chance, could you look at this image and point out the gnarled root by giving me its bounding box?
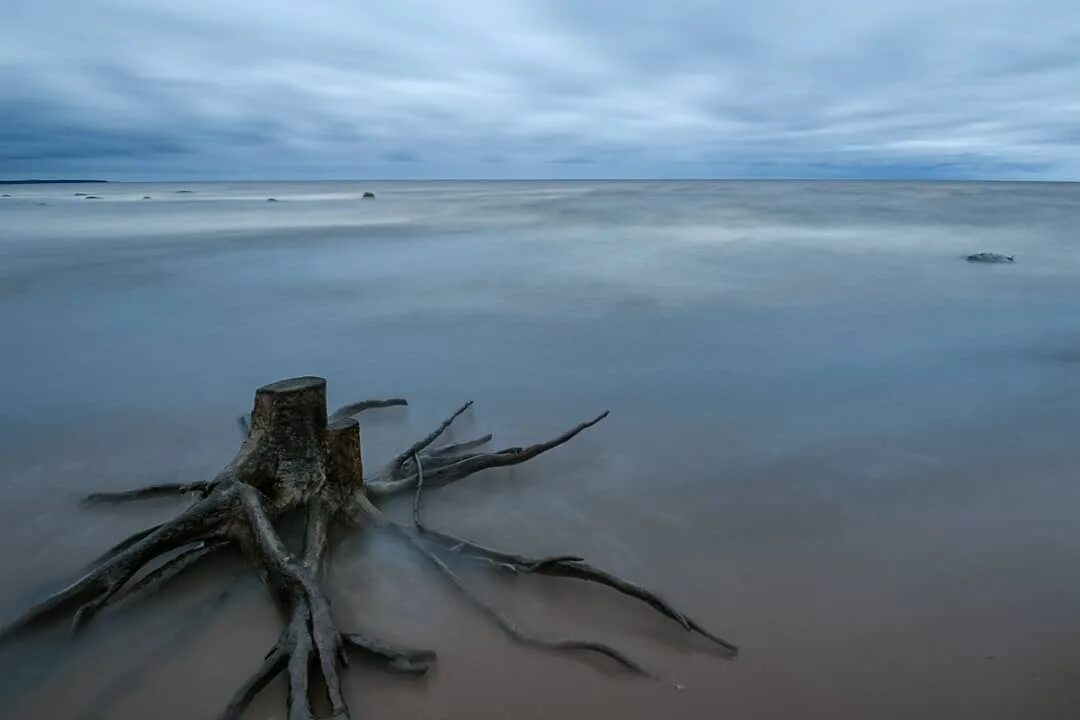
[1,376,335,640]
[225,418,433,720]
[0,484,239,640]
[364,403,609,497]
[229,488,349,720]
[0,377,737,720]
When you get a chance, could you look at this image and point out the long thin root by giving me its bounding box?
[409,446,738,656]
[389,401,474,473]
[329,397,408,421]
[390,525,652,676]
[85,482,212,504]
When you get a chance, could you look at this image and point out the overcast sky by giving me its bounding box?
[2,0,1078,180]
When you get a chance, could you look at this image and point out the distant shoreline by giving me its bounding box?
[0,179,109,185]
[2,178,1077,185]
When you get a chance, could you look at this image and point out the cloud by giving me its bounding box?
[1,0,1078,179]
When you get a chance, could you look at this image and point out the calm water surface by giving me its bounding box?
[1,180,1079,718]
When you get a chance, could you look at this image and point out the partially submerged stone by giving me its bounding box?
[966,252,1014,263]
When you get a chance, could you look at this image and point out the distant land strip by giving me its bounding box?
[0,179,109,184]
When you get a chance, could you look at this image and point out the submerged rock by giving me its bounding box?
[175,189,193,194]
[84,195,102,200]
[362,191,375,199]
[966,252,1014,263]
[143,195,152,200]
[0,194,11,198]
[267,197,278,202]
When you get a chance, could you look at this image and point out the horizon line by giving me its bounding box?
[3,176,1078,184]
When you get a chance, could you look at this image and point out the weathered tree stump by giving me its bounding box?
[0,376,736,719]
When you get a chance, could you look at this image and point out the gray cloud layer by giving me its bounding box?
[2,0,1079,179]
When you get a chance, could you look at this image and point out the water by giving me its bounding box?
[1,180,1080,718]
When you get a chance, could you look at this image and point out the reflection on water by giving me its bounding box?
[2,180,1080,719]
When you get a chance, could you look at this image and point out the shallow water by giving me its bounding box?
[1,180,1080,718]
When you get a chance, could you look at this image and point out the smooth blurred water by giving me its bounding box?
[1,180,1080,719]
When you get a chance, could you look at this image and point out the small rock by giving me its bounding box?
[266,197,278,202]
[362,191,376,199]
[0,193,11,198]
[176,189,193,194]
[84,195,102,200]
[966,252,1014,263]
[142,196,152,200]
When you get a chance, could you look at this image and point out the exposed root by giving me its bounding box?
[395,454,652,674]
[410,453,739,656]
[221,602,325,720]
[411,453,427,527]
[225,492,430,720]
[429,433,493,456]
[85,523,165,569]
[233,486,348,720]
[389,524,652,675]
[85,481,213,504]
[1,485,238,641]
[420,527,737,654]
[221,645,287,720]
[240,398,407,432]
[366,411,609,497]
[120,539,230,603]
[329,397,408,421]
[388,401,474,474]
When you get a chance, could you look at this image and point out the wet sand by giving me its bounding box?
[1,180,1080,718]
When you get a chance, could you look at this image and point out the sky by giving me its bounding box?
[1,0,1079,181]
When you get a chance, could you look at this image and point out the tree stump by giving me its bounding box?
[0,376,737,719]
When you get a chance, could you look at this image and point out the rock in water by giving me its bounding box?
[362,191,376,199]
[267,197,278,202]
[966,252,1014,263]
[143,196,152,200]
